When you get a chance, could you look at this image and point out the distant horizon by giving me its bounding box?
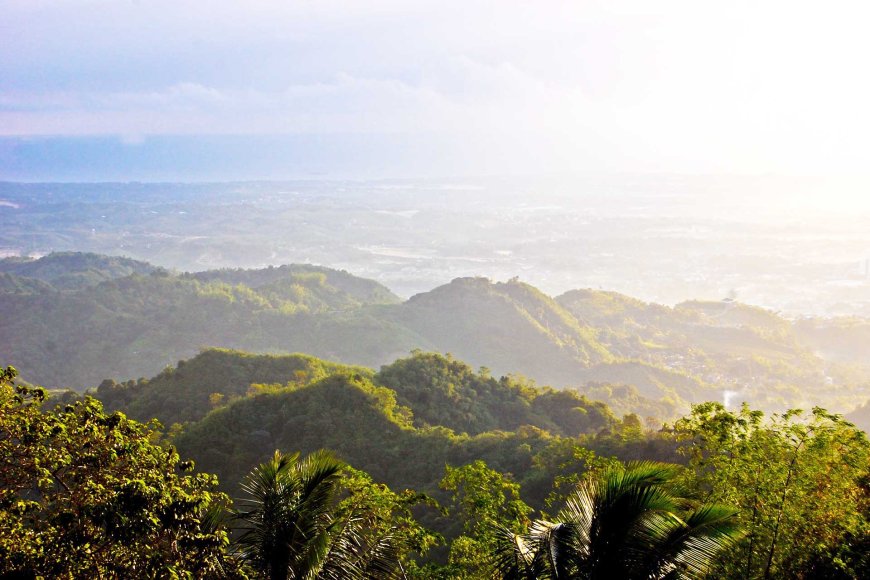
[3,137,870,183]
[7,137,869,182]
[4,169,870,220]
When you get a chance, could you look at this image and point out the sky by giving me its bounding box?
[2,0,870,180]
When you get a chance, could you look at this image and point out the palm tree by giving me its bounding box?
[492,462,742,580]
[234,450,404,580]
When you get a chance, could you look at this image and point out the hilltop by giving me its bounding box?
[0,252,158,290]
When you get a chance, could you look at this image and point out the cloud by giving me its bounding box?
[0,57,599,137]
[2,0,870,176]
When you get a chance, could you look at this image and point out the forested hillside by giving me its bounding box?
[389,277,612,385]
[9,346,863,578]
[0,251,158,289]
[0,253,412,387]
[7,1,870,576]
[96,348,371,425]
[376,351,616,435]
[93,349,670,510]
[2,252,869,419]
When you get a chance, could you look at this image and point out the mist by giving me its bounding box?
[3,174,870,317]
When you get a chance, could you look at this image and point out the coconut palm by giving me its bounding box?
[492,462,742,580]
[234,450,404,580]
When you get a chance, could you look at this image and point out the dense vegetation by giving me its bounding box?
[0,254,409,387]
[89,350,660,509]
[4,344,869,578]
[0,367,234,577]
[377,351,616,436]
[493,462,743,579]
[3,252,869,421]
[97,349,370,426]
[3,253,869,577]
[675,404,870,578]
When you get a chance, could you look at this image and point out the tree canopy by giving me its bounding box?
[0,366,236,578]
[675,403,870,578]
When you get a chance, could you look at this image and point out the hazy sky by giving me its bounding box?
[3,1,870,179]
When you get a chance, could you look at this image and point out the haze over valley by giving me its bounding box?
[4,175,870,316]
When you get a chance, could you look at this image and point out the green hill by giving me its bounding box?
[392,278,612,385]
[82,348,634,508]
[579,361,713,404]
[3,253,870,416]
[557,289,856,412]
[0,272,55,295]
[95,349,617,437]
[375,351,616,436]
[97,348,369,425]
[174,372,433,492]
[171,366,595,504]
[557,288,664,325]
[188,264,400,306]
[0,252,158,290]
[0,259,409,388]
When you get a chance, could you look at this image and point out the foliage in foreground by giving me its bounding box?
[0,366,238,578]
[493,462,741,580]
[4,353,870,579]
[436,461,533,579]
[235,449,437,580]
[675,403,870,579]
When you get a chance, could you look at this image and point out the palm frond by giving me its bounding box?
[491,524,538,580]
[490,462,741,580]
[234,450,347,579]
[669,505,743,578]
[528,520,581,579]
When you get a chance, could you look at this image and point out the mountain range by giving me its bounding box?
[2,252,869,419]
